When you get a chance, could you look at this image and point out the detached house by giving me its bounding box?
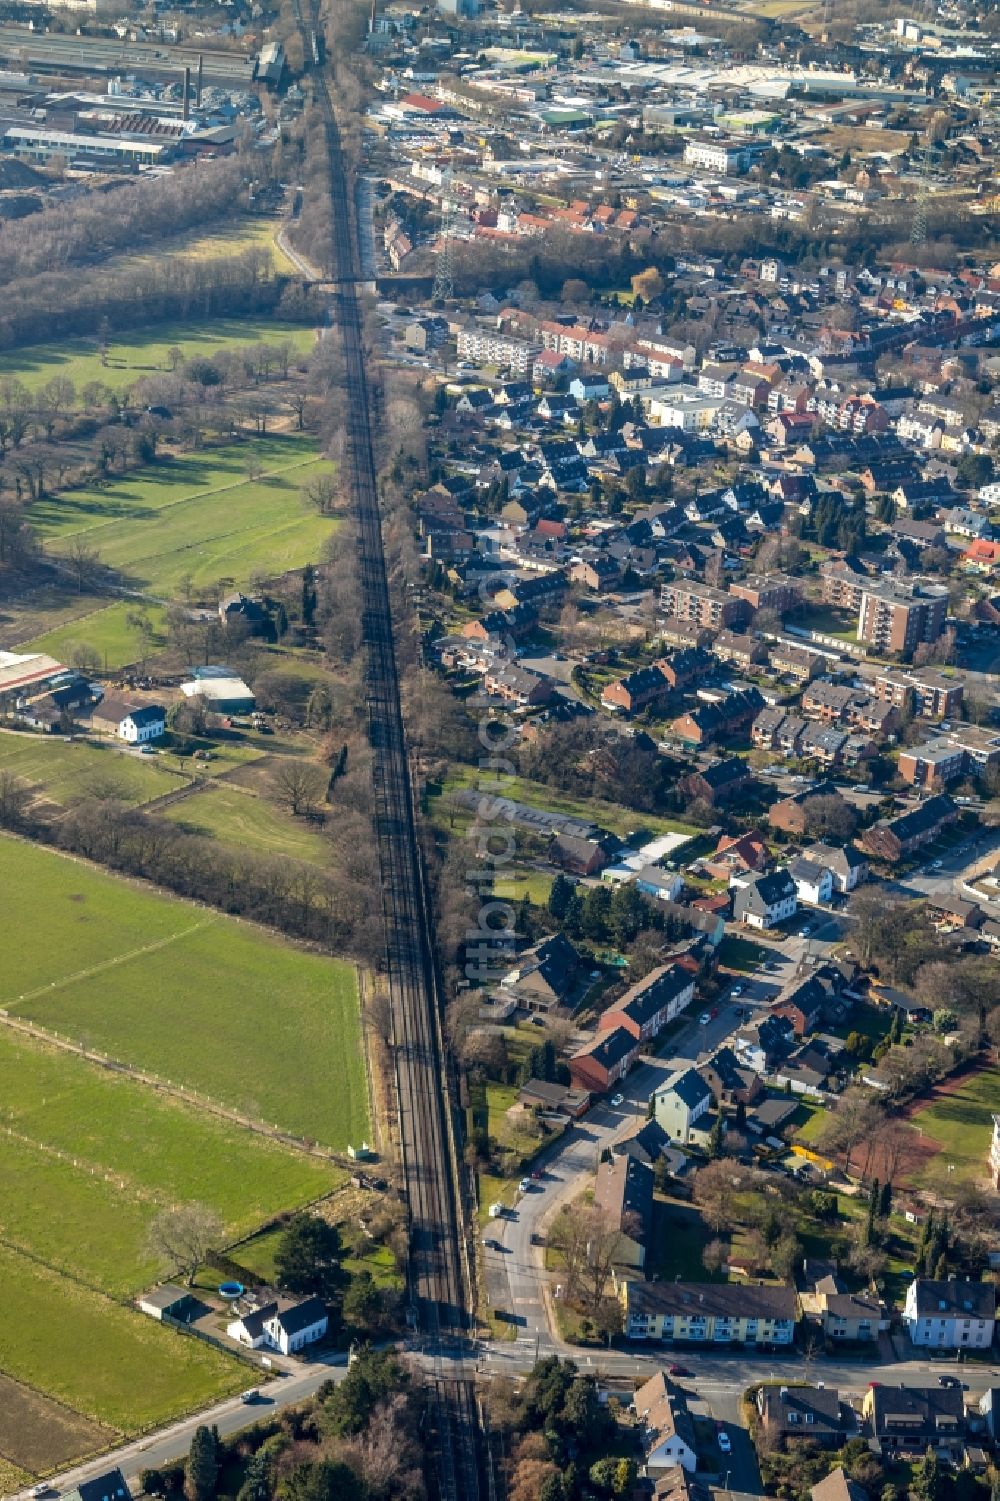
[733,869,797,929]
[227,1295,328,1356]
[91,698,166,745]
[757,1384,855,1450]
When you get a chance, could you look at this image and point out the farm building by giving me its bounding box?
[180,676,256,714]
[137,1284,201,1322]
[0,649,67,711]
[91,698,166,744]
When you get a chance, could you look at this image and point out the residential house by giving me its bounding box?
[227,1295,328,1355]
[65,1471,132,1501]
[219,591,268,632]
[733,869,798,929]
[811,1470,869,1501]
[756,1385,854,1449]
[500,933,581,1015]
[703,830,771,881]
[861,794,958,863]
[678,758,751,807]
[700,1046,764,1106]
[768,782,849,836]
[569,1026,640,1094]
[517,1079,591,1119]
[788,856,833,906]
[801,841,868,893]
[602,664,670,717]
[91,698,166,745]
[653,1068,713,1143]
[483,664,554,708]
[551,832,616,876]
[671,689,761,748]
[820,1289,887,1343]
[735,1014,796,1075]
[570,557,621,592]
[770,975,825,1037]
[599,963,696,1045]
[593,1153,654,1270]
[902,1278,996,1349]
[861,1384,966,1457]
[620,1280,798,1346]
[634,1372,699,1474]
[712,630,768,671]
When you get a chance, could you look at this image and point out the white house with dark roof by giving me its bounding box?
[732,869,797,929]
[227,1295,328,1356]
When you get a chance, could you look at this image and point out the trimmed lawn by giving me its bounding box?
[163,783,331,866]
[495,867,554,908]
[717,934,768,972]
[0,836,367,1149]
[0,732,180,808]
[24,601,170,674]
[31,436,336,595]
[444,764,698,840]
[909,1064,1000,1192]
[793,1100,830,1146]
[647,1198,723,1282]
[0,319,315,396]
[0,1028,341,1290]
[0,1245,244,1435]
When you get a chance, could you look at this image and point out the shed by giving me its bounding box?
[137,1283,200,1322]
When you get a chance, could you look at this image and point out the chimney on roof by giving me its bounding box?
[182,65,190,121]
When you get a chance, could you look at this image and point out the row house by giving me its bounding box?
[598,963,696,1046]
[602,664,670,717]
[569,1025,639,1095]
[482,664,554,708]
[711,630,768,671]
[770,643,823,682]
[670,688,761,747]
[861,793,958,863]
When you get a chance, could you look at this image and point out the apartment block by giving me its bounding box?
[873,669,964,720]
[456,327,538,375]
[729,574,802,615]
[857,582,948,656]
[621,1280,798,1346]
[659,580,751,630]
[898,740,968,790]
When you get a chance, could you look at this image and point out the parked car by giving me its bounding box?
[240,1389,260,1405]
[718,1431,731,1454]
[610,1093,625,1107]
[518,1177,532,1193]
[698,1012,711,1026]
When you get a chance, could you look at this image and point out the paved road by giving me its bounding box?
[13,1359,350,1501]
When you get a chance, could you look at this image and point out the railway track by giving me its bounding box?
[295,8,484,1498]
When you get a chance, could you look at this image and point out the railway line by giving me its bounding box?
[296,8,485,1499]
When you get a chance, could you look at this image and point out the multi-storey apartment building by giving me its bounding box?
[659,580,751,630]
[856,582,948,655]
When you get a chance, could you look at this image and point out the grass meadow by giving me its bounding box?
[909,1064,1000,1191]
[0,319,315,396]
[0,836,368,1148]
[30,436,336,596]
[0,733,180,809]
[163,781,330,865]
[0,1246,244,1435]
[24,601,169,674]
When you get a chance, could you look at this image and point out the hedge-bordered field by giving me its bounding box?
[0,836,368,1148]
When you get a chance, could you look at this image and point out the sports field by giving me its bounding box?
[163,781,330,865]
[24,601,169,674]
[906,1064,999,1192]
[0,733,180,808]
[0,319,316,396]
[0,836,368,1149]
[30,436,336,595]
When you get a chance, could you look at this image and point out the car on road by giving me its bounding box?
[669,1365,692,1377]
[731,985,742,996]
[610,1093,625,1107]
[531,1168,543,1180]
[930,859,943,869]
[518,1177,532,1193]
[709,1006,719,1018]
[718,1431,731,1454]
[938,1375,961,1388]
[240,1389,260,1404]
[31,1487,54,1498]
[698,1012,711,1026]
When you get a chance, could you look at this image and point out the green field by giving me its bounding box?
[0,836,367,1148]
[163,782,330,865]
[24,601,169,674]
[0,319,316,397]
[0,1457,32,1495]
[30,436,336,595]
[0,1028,340,1289]
[0,732,180,808]
[910,1065,1000,1191]
[0,1245,244,1435]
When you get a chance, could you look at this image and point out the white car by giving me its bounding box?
[732,984,742,996]
[718,1431,732,1454]
[519,1177,532,1193]
[240,1389,260,1404]
[610,1093,625,1107]
[698,1011,711,1026]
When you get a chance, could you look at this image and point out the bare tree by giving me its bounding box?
[65,537,103,593]
[147,1203,223,1286]
[0,770,31,829]
[304,472,338,514]
[268,761,327,818]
